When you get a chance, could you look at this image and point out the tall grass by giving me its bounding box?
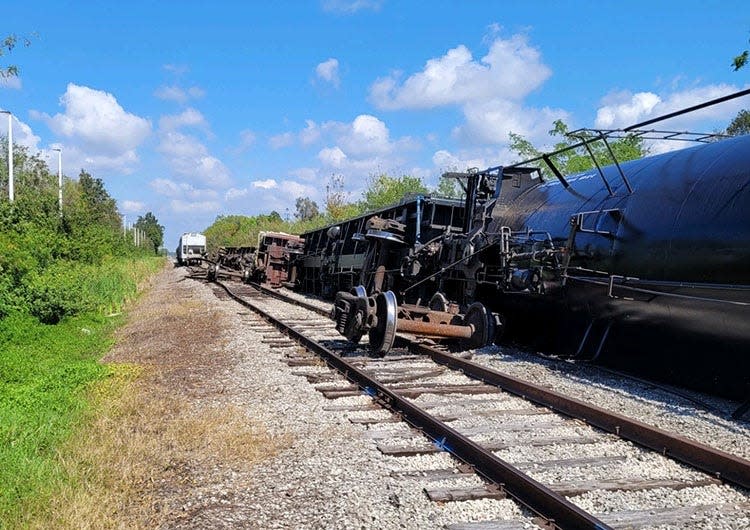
[0,256,164,527]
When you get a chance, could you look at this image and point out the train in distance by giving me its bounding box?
[176,232,206,266]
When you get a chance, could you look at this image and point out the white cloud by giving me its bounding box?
[300,120,321,145]
[322,0,383,14]
[159,108,207,131]
[432,149,492,173]
[154,84,205,104]
[157,130,230,187]
[290,167,318,181]
[269,132,295,149]
[457,99,568,145]
[225,187,249,201]
[170,199,220,213]
[252,178,277,189]
[0,76,22,90]
[315,58,340,88]
[318,146,347,168]
[0,113,41,151]
[121,200,145,212]
[33,83,151,173]
[163,64,189,76]
[150,178,219,200]
[595,84,746,130]
[369,35,565,147]
[237,129,256,149]
[371,36,550,110]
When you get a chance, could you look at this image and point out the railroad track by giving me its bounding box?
[208,277,750,530]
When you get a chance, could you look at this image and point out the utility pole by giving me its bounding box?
[1,110,13,201]
[52,148,62,217]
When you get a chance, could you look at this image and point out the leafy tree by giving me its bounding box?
[509,119,646,178]
[134,211,164,254]
[433,176,464,199]
[325,174,361,221]
[733,34,749,71]
[360,173,428,212]
[294,196,320,221]
[1,34,32,79]
[726,109,750,136]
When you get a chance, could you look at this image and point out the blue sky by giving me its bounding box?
[2,0,749,246]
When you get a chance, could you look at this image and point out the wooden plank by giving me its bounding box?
[323,403,380,412]
[349,412,459,425]
[550,477,721,497]
[377,436,600,456]
[349,416,401,425]
[425,485,506,502]
[447,521,530,530]
[516,455,627,471]
[291,371,337,384]
[598,501,750,528]
[391,468,475,481]
[284,358,323,367]
[318,384,501,399]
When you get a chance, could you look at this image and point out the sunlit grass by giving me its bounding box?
[0,257,164,527]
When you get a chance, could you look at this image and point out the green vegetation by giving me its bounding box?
[203,173,434,250]
[1,33,32,79]
[0,136,165,525]
[732,33,748,71]
[509,119,646,178]
[726,109,750,136]
[203,122,648,250]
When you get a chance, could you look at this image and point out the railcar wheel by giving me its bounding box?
[368,290,397,356]
[461,302,494,350]
[349,285,369,344]
[429,292,449,312]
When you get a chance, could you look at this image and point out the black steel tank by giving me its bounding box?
[488,135,750,400]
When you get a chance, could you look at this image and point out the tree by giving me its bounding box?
[1,34,32,80]
[324,174,361,221]
[433,177,463,199]
[294,196,320,221]
[733,34,749,71]
[360,173,428,212]
[509,119,646,178]
[135,212,164,254]
[726,109,750,136]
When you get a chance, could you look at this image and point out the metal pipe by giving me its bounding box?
[396,318,473,338]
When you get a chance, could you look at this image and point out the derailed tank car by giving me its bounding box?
[324,92,750,401]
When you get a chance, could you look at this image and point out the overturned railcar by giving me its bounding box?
[324,102,750,400]
[481,135,750,400]
[296,196,465,298]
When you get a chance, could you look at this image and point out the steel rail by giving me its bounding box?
[213,279,612,530]
[229,279,750,490]
[409,342,750,490]
[248,282,331,317]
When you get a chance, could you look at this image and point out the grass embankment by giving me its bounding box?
[0,257,163,527]
[3,259,283,529]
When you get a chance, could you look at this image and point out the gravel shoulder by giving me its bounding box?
[97,266,749,529]
[104,266,524,529]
